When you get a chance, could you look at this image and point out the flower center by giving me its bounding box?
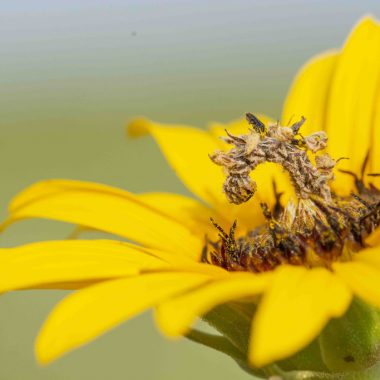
[203,114,380,272]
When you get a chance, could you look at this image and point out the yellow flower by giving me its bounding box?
[2,16,380,374]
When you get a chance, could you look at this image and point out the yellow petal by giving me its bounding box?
[139,192,257,242]
[326,18,380,187]
[128,118,226,207]
[155,272,271,337]
[250,266,351,367]
[35,272,211,364]
[4,179,202,260]
[0,240,168,291]
[282,51,338,136]
[244,163,293,208]
[141,247,195,265]
[365,228,380,248]
[138,192,217,238]
[353,246,380,268]
[371,86,380,176]
[161,262,228,277]
[333,260,380,309]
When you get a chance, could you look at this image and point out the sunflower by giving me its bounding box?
[2,16,380,378]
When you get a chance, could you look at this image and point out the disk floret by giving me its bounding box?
[205,114,380,272]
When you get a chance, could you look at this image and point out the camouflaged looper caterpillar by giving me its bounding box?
[205,114,380,273]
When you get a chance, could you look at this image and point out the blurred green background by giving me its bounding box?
[1,1,380,379]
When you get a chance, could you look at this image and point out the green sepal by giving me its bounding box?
[277,339,329,373]
[318,297,380,372]
[193,298,380,379]
[203,301,253,353]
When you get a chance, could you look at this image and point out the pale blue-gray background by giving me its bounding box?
[1,1,380,379]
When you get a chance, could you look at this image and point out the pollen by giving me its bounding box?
[205,114,380,273]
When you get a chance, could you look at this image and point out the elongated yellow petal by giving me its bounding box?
[353,246,380,268]
[0,240,168,291]
[138,192,218,238]
[141,247,195,265]
[4,179,202,260]
[159,263,227,277]
[326,18,380,188]
[371,84,380,177]
[9,178,127,213]
[155,272,271,337]
[141,191,257,241]
[282,51,338,136]
[250,266,351,367]
[333,261,380,309]
[35,272,211,364]
[244,163,293,207]
[365,228,380,248]
[128,118,226,207]
[139,192,252,242]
